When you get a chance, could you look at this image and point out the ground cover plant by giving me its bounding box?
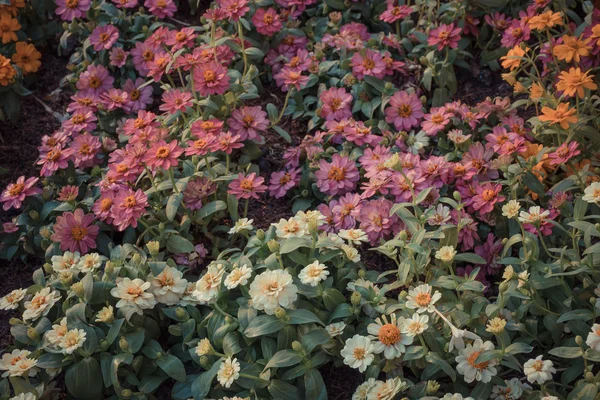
[1,0,600,399]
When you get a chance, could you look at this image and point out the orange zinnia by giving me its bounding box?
[530,82,544,100]
[539,102,578,129]
[0,54,15,86]
[553,35,592,63]
[556,68,597,99]
[501,45,528,71]
[12,42,42,75]
[591,24,600,47]
[0,13,20,44]
[528,11,563,30]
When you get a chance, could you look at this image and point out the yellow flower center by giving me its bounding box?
[414,292,431,307]
[378,324,401,346]
[71,226,87,241]
[327,166,346,181]
[8,183,24,196]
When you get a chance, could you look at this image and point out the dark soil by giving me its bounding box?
[455,64,512,105]
[320,363,364,400]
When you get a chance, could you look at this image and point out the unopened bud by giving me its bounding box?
[384,82,394,91]
[267,239,280,253]
[119,337,129,352]
[399,231,408,241]
[27,327,40,341]
[71,282,85,299]
[28,210,39,220]
[426,380,440,395]
[358,269,366,278]
[576,336,583,346]
[40,227,52,239]
[585,372,595,381]
[351,291,362,306]
[9,318,22,325]
[105,261,114,275]
[292,341,303,352]
[453,191,462,202]
[147,241,160,256]
[132,254,142,265]
[43,263,53,274]
[121,389,133,399]
[274,307,287,319]
[175,307,188,320]
[256,229,265,240]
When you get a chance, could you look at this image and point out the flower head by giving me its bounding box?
[249,269,298,314]
[51,209,99,254]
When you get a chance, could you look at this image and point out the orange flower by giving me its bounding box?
[553,35,592,63]
[0,54,16,86]
[566,159,599,184]
[538,102,578,129]
[501,45,528,71]
[12,42,42,75]
[0,0,25,17]
[591,24,600,47]
[556,67,597,98]
[530,82,544,100]
[0,13,20,44]
[513,81,526,93]
[528,11,562,30]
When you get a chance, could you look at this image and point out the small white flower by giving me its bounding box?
[45,318,68,346]
[193,263,225,304]
[275,217,306,238]
[502,200,521,219]
[587,324,600,351]
[352,378,378,400]
[583,182,600,204]
[367,314,412,359]
[295,210,326,228]
[518,206,550,224]
[491,377,528,400]
[406,130,429,154]
[224,265,252,289]
[195,338,213,357]
[0,349,38,378]
[447,129,471,144]
[23,287,61,321]
[149,265,188,306]
[217,357,240,388]
[76,253,105,273]
[404,313,429,336]
[51,251,80,272]
[341,244,361,262]
[0,288,26,310]
[366,378,408,400]
[405,284,441,313]
[248,269,298,314]
[455,339,498,383]
[523,355,555,384]
[338,229,369,245]
[427,204,451,226]
[326,322,346,337]
[340,334,375,372]
[228,218,254,234]
[10,393,37,400]
[110,278,157,318]
[441,394,474,400]
[59,328,87,354]
[180,282,201,306]
[435,245,457,263]
[95,305,114,323]
[449,327,481,352]
[298,261,329,286]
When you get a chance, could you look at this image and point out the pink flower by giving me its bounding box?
[332,193,362,229]
[90,25,119,52]
[131,41,157,76]
[112,0,137,8]
[191,118,224,137]
[62,109,97,133]
[38,147,73,177]
[147,51,170,82]
[427,23,462,50]
[0,176,41,211]
[315,154,360,196]
[274,68,310,92]
[165,28,197,51]
[268,169,300,198]
[193,61,230,97]
[183,177,216,210]
[218,0,248,21]
[101,88,130,111]
[159,89,193,114]
[122,78,153,113]
[2,222,19,233]
[501,20,530,48]
[67,90,100,113]
[357,198,397,245]
[421,107,452,136]
[474,233,503,275]
[549,142,580,166]
[144,0,176,18]
[143,140,184,170]
[252,8,282,36]
[228,106,269,141]
[109,47,129,67]
[185,135,215,157]
[76,65,114,94]
[350,49,386,79]
[110,189,148,231]
[92,191,116,223]
[228,172,267,200]
[380,3,413,23]
[385,91,423,131]
[56,0,90,20]
[320,87,353,121]
[51,209,99,254]
[211,131,244,154]
[57,185,79,202]
[472,183,505,214]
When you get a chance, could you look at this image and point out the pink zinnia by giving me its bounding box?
[144,140,184,170]
[380,3,412,23]
[185,135,215,157]
[218,0,248,22]
[38,147,73,177]
[131,41,157,76]
[350,49,386,80]
[268,169,300,198]
[165,28,197,51]
[109,47,129,67]
[320,87,353,121]
[51,209,99,254]
[332,193,362,229]
[76,65,114,94]
[101,88,130,111]
[57,185,79,202]
[549,142,580,166]
[90,25,119,52]
[227,106,269,141]
[314,154,360,196]
[122,78,153,113]
[472,183,505,214]
[56,0,90,20]
[112,0,137,8]
[501,21,530,48]
[144,0,176,18]
[274,68,310,92]
[385,91,423,131]
[252,8,282,36]
[428,23,462,50]
[111,189,148,231]
[421,107,452,136]
[92,191,116,223]
[357,198,396,245]
[3,222,18,233]
[0,176,41,211]
[183,176,216,210]
[212,131,244,154]
[62,109,97,133]
[228,172,267,200]
[159,89,193,114]
[193,61,230,97]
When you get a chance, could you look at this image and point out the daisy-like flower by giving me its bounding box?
[441,394,474,400]
[367,314,412,359]
[341,334,375,372]
[518,206,550,224]
[0,288,26,310]
[149,265,188,306]
[193,61,230,97]
[227,106,269,141]
[342,244,361,262]
[110,278,157,317]
[0,349,38,378]
[0,176,41,211]
[405,284,441,313]
[583,182,600,204]
[252,7,282,36]
[501,200,521,218]
[326,322,346,337]
[403,313,429,336]
[195,338,214,356]
[299,261,329,286]
[59,328,87,354]
[353,378,378,400]
[11,42,41,75]
[95,305,114,323]
[228,173,267,200]
[548,141,580,166]
[76,253,105,273]
[380,3,412,23]
[501,45,528,71]
[523,356,555,384]
[55,0,90,20]
[217,357,240,388]
[350,49,386,80]
[528,10,562,30]
[385,91,423,131]
[455,339,498,383]
[486,317,507,334]
[159,89,193,114]
[339,229,369,246]
[193,263,224,303]
[366,378,408,400]
[144,140,184,171]
[274,217,306,238]
[556,68,597,99]
[228,218,254,234]
[428,23,462,50]
[315,154,360,196]
[249,269,298,314]
[472,183,505,214]
[491,377,528,400]
[224,265,252,289]
[219,0,248,21]
[110,189,149,231]
[553,35,591,63]
[109,47,128,67]
[23,287,61,321]
[51,251,80,272]
[320,87,353,121]
[539,102,578,130]
[435,245,457,263]
[268,169,300,198]
[89,24,119,51]
[144,0,176,18]
[51,209,99,254]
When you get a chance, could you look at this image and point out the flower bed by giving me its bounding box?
[1,0,600,399]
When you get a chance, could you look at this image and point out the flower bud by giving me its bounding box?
[399,230,408,241]
[351,291,362,306]
[267,239,280,253]
[40,227,52,239]
[576,335,583,346]
[121,389,133,399]
[175,307,188,320]
[105,261,114,275]
[274,307,287,319]
[60,272,73,286]
[28,210,39,220]
[147,241,160,256]
[329,11,342,24]
[591,297,596,306]
[132,254,142,265]
[301,189,310,197]
[586,372,595,382]
[119,337,129,352]
[453,191,462,202]
[384,82,394,91]
[27,327,40,341]
[71,282,85,299]
[9,318,23,325]
[43,263,54,274]
[292,341,304,354]
[358,269,365,278]
[256,229,265,240]
[426,380,440,395]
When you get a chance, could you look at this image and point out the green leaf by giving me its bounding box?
[300,328,330,353]
[264,349,302,371]
[191,359,222,398]
[505,342,533,355]
[557,309,594,323]
[280,237,312,254]
[549,346,584,359]
[425,353,456,381]
[167,235,195,254]
[166,193,184,221]
[268,379,302,400]
[266,103,278,123]
[522,171,545,196]
[197,200,227,219]
[287,309,324,325]
[66,358,103,399]
[157,354,186,381]
[322,288,345,312]
[304,369,327,400]
[244,315,286,338]
[454,253,486,264]
[273,125,291,143]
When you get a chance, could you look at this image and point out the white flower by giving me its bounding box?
[587,324,600,351]
[0,349,38,378]
[193,263,225,304]
[517,270,529,288]
[51,251,80,272]
[341,244,361,262]
[404,313,429,336]
[367,314,412,359]
[435,245,457,263]
[195,338,214,356]
[0,288,26,310]
[149,265,188,306]
[275,217,307,238]
[405,284,441,313]
[295,210,326,228]
[249,269,298,314]
[23,287,61,321]
[339,229,369,245]
[366,378,408,400]
[76,253,105,273]
[45,318,68,346]
[10,394,37,400]
[217,357,240,388]
[406,130,429,153]
[518,206,549,224]
[229,218,254,234]
[298,261,329,286]
[180,282,201,306]
[449,327,481,352]
[59,328,87,354]
[95,305,114,323]
[502,200,521,219]
[455,339,498,383]
[427,204,451,226]
[110,278,157,318]
[540,397,559,400]
[353,378,378,400]
[447,129,471,144]
[491,377,528,400]
[523,355,555,384]
[583,182,600,204]
[319,232,345,249]
[340,335,375,372]
[224,265,252,289]
[441,394,474,400]
[326,322,346,337]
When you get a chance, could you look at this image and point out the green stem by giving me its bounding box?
[269,89,293,128]
[237,21,249,77]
